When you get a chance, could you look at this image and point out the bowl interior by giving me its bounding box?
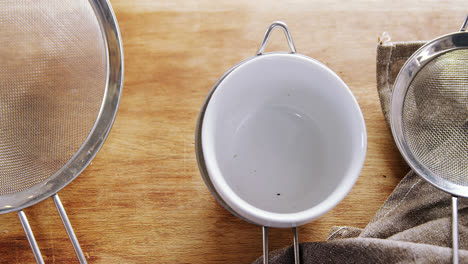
[202,54,366,225]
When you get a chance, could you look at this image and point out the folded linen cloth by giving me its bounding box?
[253,41,468,264]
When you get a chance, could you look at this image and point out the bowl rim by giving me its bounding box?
[196,52,367,227]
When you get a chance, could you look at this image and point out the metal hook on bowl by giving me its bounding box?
[263,226,300,264]
[257,21,297,55]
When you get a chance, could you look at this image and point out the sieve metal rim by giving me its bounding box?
[390,31,468,198]
[0,0,124,213]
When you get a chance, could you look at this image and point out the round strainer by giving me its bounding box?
[0,0,123,263]
[391,15,468,264]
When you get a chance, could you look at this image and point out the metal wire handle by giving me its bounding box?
[452,196,459,264]
[18,210,44,264]
[257,21,297,55]
[17,194,87,264]
[262,226,300,264]
[460,14,468,32]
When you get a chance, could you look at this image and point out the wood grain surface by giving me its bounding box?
[0,0,466,263]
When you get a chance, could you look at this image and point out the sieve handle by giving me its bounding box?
[452,196,459,264]
[262,226,300,264]
[257,21,297,55]
[53,194,87,264]
[460,14,468,32]
[18,210,45,264]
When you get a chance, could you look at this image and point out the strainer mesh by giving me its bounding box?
[403,49,468,186]
[0,0,107,195]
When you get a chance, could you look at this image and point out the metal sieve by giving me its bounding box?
[0,0,123,263]
[391,15,468,264]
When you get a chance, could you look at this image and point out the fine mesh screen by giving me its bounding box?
[403,49,468,186]
[0,0,107,195]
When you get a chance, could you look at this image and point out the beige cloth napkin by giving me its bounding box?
[252,41,468,264]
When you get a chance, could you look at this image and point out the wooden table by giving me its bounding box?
[0,1,465,263]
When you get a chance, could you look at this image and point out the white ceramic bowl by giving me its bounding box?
[199,52,366,228]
